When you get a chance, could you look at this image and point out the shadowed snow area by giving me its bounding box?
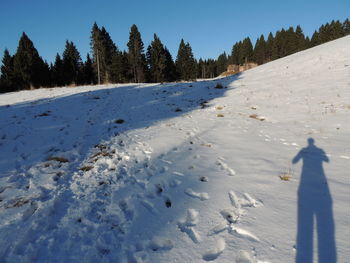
[0,36,350,262]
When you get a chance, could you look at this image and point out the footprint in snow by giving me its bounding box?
[148,237,174,252]
[229,225,260,242]
[235,250,255,263]
[141,200,158,215]
[216,158,236,176]
[202,238,226,261]
[184,188,209,201]
[119,200,134,221]
[178,209,201,244]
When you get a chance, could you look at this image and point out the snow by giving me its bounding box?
[1,36,350,262]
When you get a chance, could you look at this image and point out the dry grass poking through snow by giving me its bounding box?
[47,156,69,163]
[279,167,294,181]
[249,114,265,121]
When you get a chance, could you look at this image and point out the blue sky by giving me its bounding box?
[0,0,349,63]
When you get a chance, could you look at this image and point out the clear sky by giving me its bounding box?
[0,0,349,63]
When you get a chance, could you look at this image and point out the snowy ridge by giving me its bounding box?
[1,36,350,262]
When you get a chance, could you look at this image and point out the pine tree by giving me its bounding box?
[0,49,16,92]
[127,24,148,83]
[13,32,47,89]
[82,53,95,85]
[231,42,241,65]
[330,20,344,39]
[146,34,176,82]
[253,35,266,65]
[41,60,51,88]
[147,34,168,82]
[90,23,119,84]
[265,32,274,62]
[240,37,254,64]
[197,58,204,79]
[285,27,298,55]
[206,59,217,78]
[272,29,288,60]
[295,25,306,51]
[343,18,350,35]
[51,53,64,87]
[175,39,196,80]
[304,36,311,49]
[62,40,83,85]
[310,30,320,47]
[163,47,177,82]
[109,51,130,83]
[216,52,228,74]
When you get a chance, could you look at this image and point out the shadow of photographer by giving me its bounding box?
[293,138,336,262]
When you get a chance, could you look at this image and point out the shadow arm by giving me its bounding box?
[323,153,330,163]
[292,151,302,164]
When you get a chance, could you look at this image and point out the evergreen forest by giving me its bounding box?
[1,19,349,93]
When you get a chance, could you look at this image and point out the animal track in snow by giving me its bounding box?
[185,188,209,201]
[220,209,240,223]
[216,158,236,176]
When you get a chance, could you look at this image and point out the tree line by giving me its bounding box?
[1,19,349,93]
[212,18,350,77]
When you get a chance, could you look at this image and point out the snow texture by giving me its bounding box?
[1,36,350,262]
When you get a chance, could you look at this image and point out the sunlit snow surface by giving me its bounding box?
[1,36,350,263]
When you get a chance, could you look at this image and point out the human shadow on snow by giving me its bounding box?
[292,138,336,263]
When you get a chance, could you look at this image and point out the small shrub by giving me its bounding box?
[279,175,291,181]
[5,198,30,208]
[48,156,69,163]
[249,114,265,121]
[80,166,94,172]
[279,168,293,181]
[95,144,107,150]
[217,114,224,117]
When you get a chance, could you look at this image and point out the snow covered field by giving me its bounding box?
[0,36,350,262]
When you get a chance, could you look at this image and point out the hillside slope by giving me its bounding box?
[0,36,349,263]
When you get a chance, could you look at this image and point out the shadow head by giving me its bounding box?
[307,138,315,146]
